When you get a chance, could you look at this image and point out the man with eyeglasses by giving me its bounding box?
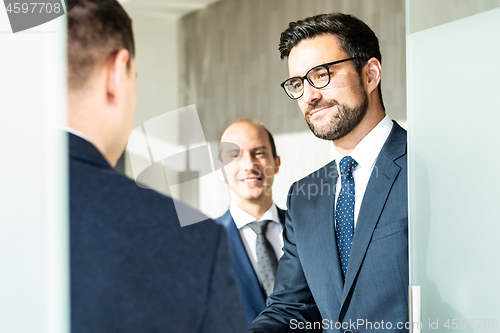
[250,13,408,333]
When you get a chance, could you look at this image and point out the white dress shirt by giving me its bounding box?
[229,202,284,283]
[332,115,393,228]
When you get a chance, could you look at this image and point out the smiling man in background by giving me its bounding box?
[250,13,409,333]
[216,119,286,325]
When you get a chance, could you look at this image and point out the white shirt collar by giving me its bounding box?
[61,126,91,142]
[332,115,393,171]
[229,202,280,230]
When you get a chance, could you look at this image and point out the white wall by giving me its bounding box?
[0,9,69,333]
[122,5,180,127]
[407,2,500,326]
[123,4,181,192]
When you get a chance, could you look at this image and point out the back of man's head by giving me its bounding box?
[67,0,137,167]
[67,0,135,91]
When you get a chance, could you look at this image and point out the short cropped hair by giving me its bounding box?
[67,0,135,90]
[279,13,384,109]
[219,118,278,160]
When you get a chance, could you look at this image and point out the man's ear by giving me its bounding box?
[274,156,281,174]
[364,57,381,95]
[106,49,130,105]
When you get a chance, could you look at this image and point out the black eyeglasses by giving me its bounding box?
[280,57,357,99]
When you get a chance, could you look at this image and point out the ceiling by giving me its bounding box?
[119,0,222,18]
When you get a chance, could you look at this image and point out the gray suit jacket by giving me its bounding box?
[250,121,408,333]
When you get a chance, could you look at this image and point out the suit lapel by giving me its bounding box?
[341,122,406,308]
[315,161,345,305]
[224,213,266,315]
[218,207,287,319]
[277,207,286,227]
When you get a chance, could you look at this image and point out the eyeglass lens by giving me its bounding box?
[282,57,355,99]
[283,64,331,99]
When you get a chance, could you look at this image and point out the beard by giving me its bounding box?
[304,84,369,141]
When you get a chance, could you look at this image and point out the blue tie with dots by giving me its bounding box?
[335,156,358,279]
[247,220,278,297]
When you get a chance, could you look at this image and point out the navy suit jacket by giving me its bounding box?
[216,207,286,325]
[250,121,409,333]
[69,133,249,333]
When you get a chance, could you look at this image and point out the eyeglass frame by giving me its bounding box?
[280,57,358,100]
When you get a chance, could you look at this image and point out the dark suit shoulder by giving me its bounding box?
[70,137,217,222]
[292,159,337,190]
[379,120,407,163]
[215,209,233,229]
[69,143,227,258]
[69,140,249,332]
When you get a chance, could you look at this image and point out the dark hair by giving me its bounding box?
[67,0,135,90]
[219,118,278,160]
[279,13,384,109]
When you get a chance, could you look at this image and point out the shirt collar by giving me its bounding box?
[229,202,280,230]
[61,126,91,142]
[332,115,393,171]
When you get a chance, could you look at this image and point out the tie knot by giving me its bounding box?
[339,156,357,175]
[247,220,272,235]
